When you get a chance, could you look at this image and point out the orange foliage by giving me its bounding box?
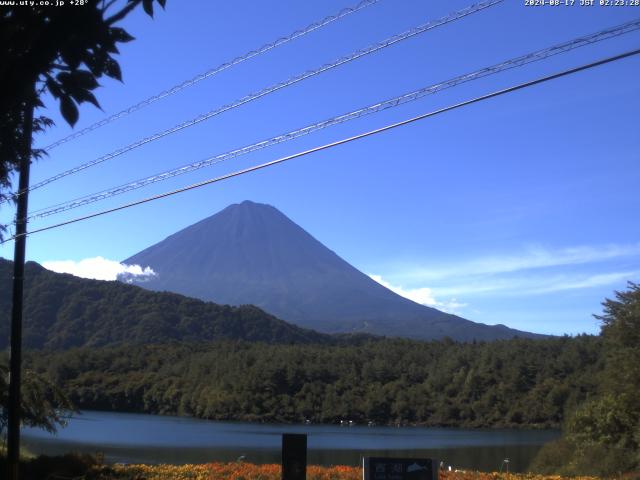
[439,472,598,480]
[206,462,361,480]
[105,462,600,480]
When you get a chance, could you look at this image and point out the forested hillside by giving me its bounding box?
[25,335,602,428]
[0,259,331,348]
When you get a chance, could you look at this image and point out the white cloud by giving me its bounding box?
[524,271,639,295]
[43,256,156,282]
[404,243,640,281]
[429,270,639,298]
[369,242,640,317]
[369,274,467,314]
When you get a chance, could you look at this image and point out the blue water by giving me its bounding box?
[21,410,559,472]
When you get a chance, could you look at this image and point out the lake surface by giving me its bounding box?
[22,410,559,472]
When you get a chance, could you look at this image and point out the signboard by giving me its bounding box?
[363,457,438,480]
[282,433,307,480]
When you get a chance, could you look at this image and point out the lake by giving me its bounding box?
[21,410,559,472]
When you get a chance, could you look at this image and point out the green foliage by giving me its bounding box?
[0,452,107,480]
[23,335,602,429]
[567,394,636,453]
[597,282,640,399]
[532,283,640,477]
[530,437,633,478]
[0,359,75,438]
[0,0,165,209]
[529,438,575,476]
[563,395,638,476]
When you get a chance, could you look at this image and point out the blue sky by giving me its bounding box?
[1,0,639,335]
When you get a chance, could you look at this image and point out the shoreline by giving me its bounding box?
[60,408,565,431]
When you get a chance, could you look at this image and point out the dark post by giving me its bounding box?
[281,433,307,480]
[7,92,35,480]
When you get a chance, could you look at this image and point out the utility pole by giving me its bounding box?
[7,89,35,480]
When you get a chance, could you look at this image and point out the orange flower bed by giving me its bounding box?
[105,462,600,480]
[107,462,361,480]
[207,462,361,480]
[440,473,597,480]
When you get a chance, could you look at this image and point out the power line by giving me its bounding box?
[3,47,638,245]
[41,0,383,152]
[15,0,502,199]
[24,18,640,222]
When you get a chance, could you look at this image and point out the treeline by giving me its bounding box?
[25,335,602,429]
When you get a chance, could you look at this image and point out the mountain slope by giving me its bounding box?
[124,201,540,341]
[0,258,331,349]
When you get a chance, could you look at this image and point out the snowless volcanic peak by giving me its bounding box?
[124,201,542,341]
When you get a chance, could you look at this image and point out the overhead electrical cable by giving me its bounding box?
[23,18,640,222]
[2,47,637,245]
[13,0,502,200]
[42,0,383,152]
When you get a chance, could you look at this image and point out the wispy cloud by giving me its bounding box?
[403,243,640,281]
[369,274,467,314]
[431,270,639,297]
[371,243,640,321]
[523,271,639,295]
[43,256,156,282]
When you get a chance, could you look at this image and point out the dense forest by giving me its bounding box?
[0,259,332,348]
[25,335,602,429]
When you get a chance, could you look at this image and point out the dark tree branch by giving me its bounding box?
[102,0,119,13]
[105,0,142,26]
